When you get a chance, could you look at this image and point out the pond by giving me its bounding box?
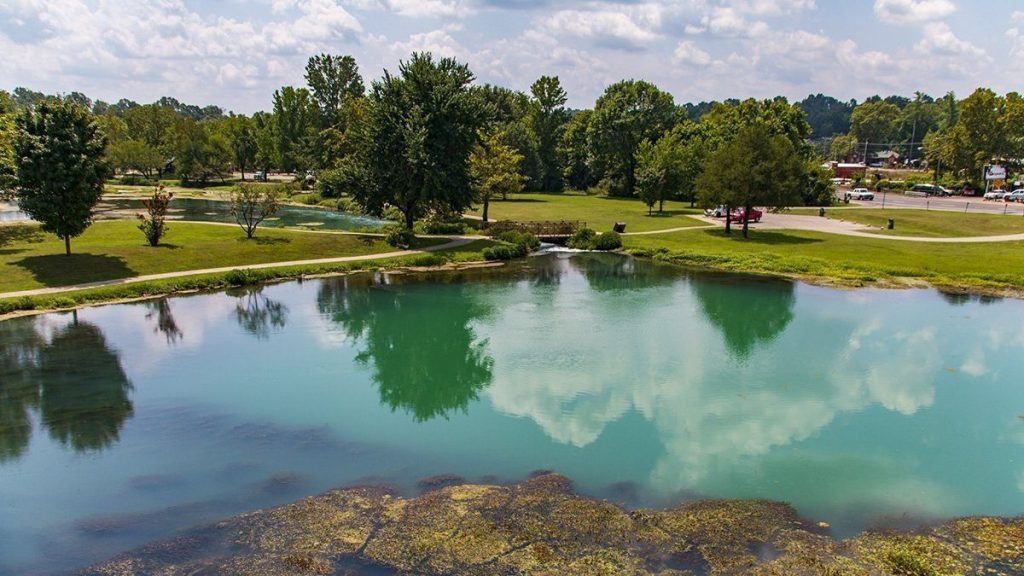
[1,253,1023,574]
[1,197,387,231]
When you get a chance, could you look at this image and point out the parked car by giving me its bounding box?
[983,189,1008,200]
[961,185,977,196]
[729,208,763,223]
[905,183,949,197]
[1007,190,1024,203]
[847,188,875,201]
[704,205,727,218]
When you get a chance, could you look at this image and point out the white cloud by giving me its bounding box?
[873,0,956,25]
[700,7,770,38]
[542,6,662,48]
[346,0,470,18]
[915,22,985,57]
[672,40,713,66]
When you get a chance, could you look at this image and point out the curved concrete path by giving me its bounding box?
[0,236,480,300]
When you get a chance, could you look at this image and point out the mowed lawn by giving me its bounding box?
[0,221,400,293]
[791,208,1024,238]
[466,192,707,233]
[624,227,1024,290]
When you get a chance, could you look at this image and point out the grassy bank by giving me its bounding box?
[624,228,1024,295]
[0,221,441,293]
[792,208,1024,237]
[466,192,707,232]
[0,241,495,317]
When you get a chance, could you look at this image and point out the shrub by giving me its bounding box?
[495,230,540,251]
[382,206,404,223]
[385,226,415,248]
[566,227,597,249]
[593,231,622,251]
[335,197,363,213]
[482,242,528,261]
[225,268,270,287]
[422,216,467,235]
[120,174,157,186]
[137,187,173,247]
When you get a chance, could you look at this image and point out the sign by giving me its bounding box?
[984,165,1007,181]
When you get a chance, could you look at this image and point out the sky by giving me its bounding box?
[1,0,1021,114]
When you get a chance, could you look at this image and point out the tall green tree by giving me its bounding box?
[636,129,685,214]
[587,80,676,197]
[560,110,594,190]
[271,86,317,172]
[14,100,110,255]
[221,115,258,179]
[945,88,1004,178]
[123,104,177,151]
[357,52,487,229]
[470,129,525,223]
[0,113,16,198]
[528,75,569,191]
[697,123,803,238]
[108,139,164,178]
[169,117,231,185]
[849,100,901,145]
[304,54,365,129]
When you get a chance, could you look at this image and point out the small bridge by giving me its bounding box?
[485,220,586,242]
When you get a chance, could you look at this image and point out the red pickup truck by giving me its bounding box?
[729,208,763,223]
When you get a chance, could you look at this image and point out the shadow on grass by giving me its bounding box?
[239,236,291,245]
[12,253,137,288]
[643,210,700,218]
[492,197,546,203]
[0,225,46,247]
[699,229,823,245]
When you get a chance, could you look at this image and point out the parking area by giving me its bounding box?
[839,191,1024,216]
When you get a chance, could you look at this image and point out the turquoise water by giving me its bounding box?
[3,198,386,231]
[1,253,1023,574]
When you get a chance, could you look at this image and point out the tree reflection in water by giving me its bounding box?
[692,276,796,360]
[318,277,494,422]
[231,287,288,340]
[0,314,133,461]
[145,298,183,344]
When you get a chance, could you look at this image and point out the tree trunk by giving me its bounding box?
[648,204,652,216]
[405,208,415,231]
[658,198,664,213]
[64,235,71,256]
[724,205,732,234]
[742,202,751,239]
[482,196,490,223]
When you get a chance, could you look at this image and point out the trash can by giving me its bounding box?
[818,207,826,217]
[613,222,626,233]
[887,219,895,230]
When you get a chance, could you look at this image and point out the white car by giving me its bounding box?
[847,188,875,201]
[1008,190,1024,203]
[984,189,1008,200]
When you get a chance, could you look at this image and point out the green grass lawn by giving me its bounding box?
[790,208,1024,238]
[466,192,707,233]
[0,221,418,293]
[624,227,1024,292]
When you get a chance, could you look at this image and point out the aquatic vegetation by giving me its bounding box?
[86,474,1024,575]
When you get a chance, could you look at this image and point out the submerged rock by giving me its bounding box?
[83,474,1024,576]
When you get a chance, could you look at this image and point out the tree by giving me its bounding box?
[697,123,804,238]
[136,185,173,246]
[123,104,176,151]
[169,117,231,185]
[305,54,365,129]
[272,86,317,172]
[14,100,109,255]
[944,88,1004,178]
[636,129,685,214]
[230,182,280,238]
[470,129,525,223]
[797,94,853,137]
[588,80,676,197]
[108,139,164,178]
[560,110,594,190]
[0,114,16,199]
[253,111,279,174]
[528,75,569,191]
[849,101,901,145]
[828,134,859,161]
[221,115,258,179]
[357,52,487,229]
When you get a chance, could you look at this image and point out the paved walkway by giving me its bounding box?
[0,237,480,300]
[690,213,1024,243]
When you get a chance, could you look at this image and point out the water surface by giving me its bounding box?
[1,253,1022,574]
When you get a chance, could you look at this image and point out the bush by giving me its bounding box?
[482,242,528,261]
[495,230,540,251]
[422,215,467,235]
[335,197,363,213]
[593,231,622,251]
[382,206,404,223]
[385,226,415,248]
[120,174,157,186]
[225,268,271,287]
[566,227,597,249]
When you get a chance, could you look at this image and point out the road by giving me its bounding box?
[839,191,1024,216]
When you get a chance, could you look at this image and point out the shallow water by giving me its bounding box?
[1,253,1023,574]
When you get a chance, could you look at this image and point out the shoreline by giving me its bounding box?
[84,473,1024,576]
